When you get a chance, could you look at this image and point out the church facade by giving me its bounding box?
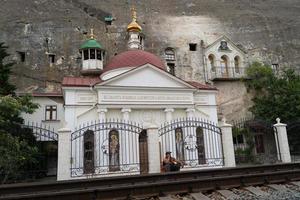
[21,8,240,180]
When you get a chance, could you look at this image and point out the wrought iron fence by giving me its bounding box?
[70,120,144,177]
[232,118,280,165]
[159,118,223,169]
[21,122,58,141]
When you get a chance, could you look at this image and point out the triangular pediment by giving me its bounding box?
[205,35,247,55]
[97,64,194,89]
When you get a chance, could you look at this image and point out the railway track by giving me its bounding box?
[1,163,300,200]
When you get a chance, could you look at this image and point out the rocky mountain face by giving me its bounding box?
[0,0,299,120]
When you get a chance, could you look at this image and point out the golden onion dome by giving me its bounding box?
[127,7,142,32]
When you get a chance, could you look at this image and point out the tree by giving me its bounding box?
[0,43,39,183]
[0,43,16,95]
[0,132,38,184]
[245,62,300,123]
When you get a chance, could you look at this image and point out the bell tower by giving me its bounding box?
[127,7,144,50]
[79,29,105,75]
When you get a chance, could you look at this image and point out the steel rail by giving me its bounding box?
[1,163,300,200]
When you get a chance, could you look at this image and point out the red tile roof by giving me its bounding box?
[104,50,166,72]
[186,81,217,90]
[62,76,102,87]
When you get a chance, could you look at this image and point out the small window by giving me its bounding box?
[96,50,102,60]
[167,63,175,75]
[208,54,216,72]
[17,51,26,62]
[271,63,279,73]
[49,54,55,64]
[165,48,175,61]
[45,105,57,121]
[90,49,95,59]
[189,43,197,51]
[83,50,89,60]
[234,56,240,73]
[233,134,244,145]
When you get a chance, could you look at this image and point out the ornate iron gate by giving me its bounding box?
[287,120,300,162]
[232,119,280,164]
[159,118,224,168]
[21,122,58,141]
[20,122,58,177]
[71,120,145,177]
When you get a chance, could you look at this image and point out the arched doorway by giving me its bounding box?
[220,55,229,77]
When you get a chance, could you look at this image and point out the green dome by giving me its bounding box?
[80,39,103,49]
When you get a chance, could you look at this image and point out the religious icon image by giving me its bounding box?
[109,130,120,171]
[175,128,185,162]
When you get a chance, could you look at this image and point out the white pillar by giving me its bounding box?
[274,118,291,163]
[164,108,174,122]
[186,108,195,118]
[57,127,72,181]
[97,108,107,121]
[121,108,131,121]
[219,118,236,167]
[146,124,161,173]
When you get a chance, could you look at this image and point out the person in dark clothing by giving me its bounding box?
[162,152,182,172]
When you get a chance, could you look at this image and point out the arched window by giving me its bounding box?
[220,55,229,75]
[175,127,185,162]
[83,130,95,174]
[196,127,206,164]
[234,56,240,73]
[208,54,216,72]
[109,129,120,171]
[165,48,176,75]
[165,48,175,61]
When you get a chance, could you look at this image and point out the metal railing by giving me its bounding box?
[159,118,224,168]
[70,120,145,177]
[210,66,247,79]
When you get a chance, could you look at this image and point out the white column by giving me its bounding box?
[57,127,72,181]
[164,108,174,122]
[146,124,161,173]
[274,118,291,163]
[97,108,107,121]
[219,118,236,167]
[121,108,131,121]
[186,108,195,118]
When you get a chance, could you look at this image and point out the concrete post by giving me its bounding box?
[146,124,161,173]
[274,118,291,163]
[121,108,131,121]
[219,118,236,167]
[57,127,72,181]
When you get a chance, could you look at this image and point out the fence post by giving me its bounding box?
[146,124,161,173]
[57,127,72,181]
[219,118,236,167]
[274,118,291,163]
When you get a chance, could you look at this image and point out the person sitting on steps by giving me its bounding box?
[162,152,183,172]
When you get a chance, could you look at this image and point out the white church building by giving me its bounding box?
[21,8,291,181]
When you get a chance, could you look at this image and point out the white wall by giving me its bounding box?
[21,96,64,133]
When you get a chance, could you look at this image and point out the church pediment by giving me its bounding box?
[205,35,247,55]
[96,64,194,89]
